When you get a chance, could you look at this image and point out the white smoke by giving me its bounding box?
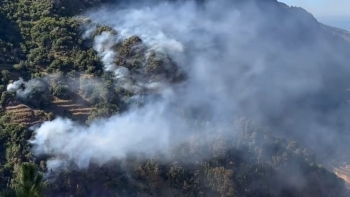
[92,29,162,93]
[7,78,24,92]
[93,31,119,71]
[29,0,350,172]
[31,95,177,170]
[7,77,48,99]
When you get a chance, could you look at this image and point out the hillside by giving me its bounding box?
[322,24,350,43]
[4,97,93,126]
[1,0,350,197]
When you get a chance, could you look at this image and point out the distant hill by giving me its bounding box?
[319,16,350,31]
[322,24,350,43]
[214,0,350,158]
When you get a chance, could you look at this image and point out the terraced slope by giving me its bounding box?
[5,96,94,126]
[5,104,49,126]
[49,97,94,121]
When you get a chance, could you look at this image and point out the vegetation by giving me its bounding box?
[0,0,348,197]
[30,119,348,197]
[1,162,44,197]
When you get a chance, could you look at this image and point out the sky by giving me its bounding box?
[279,0,350,30]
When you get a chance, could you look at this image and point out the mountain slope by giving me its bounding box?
[1,0,350,197]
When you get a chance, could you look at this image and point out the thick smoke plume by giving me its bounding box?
[30,0,350,171]
[7,78,25,92]
[31,98,178,170]
[7,77,49,99]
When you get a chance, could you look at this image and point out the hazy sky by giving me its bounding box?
[279,0,350,30]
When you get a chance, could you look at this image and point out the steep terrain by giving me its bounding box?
[1,0,350,197]
[5,104,48,126]
[4,97,93,126]
[50,98,93,121]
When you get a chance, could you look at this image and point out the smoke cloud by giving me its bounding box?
[7,77,49,99]
[29,0,350,172]
[31,97,178,170]
[7,78,24,92]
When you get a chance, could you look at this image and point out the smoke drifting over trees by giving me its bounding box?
[30,0,350,169]
[1,0,350,196]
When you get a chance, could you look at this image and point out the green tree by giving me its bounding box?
[12,162,44,197]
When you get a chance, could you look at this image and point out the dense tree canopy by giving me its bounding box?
[0,0,349,197]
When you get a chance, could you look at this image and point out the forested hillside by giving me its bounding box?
[0,0,350,196]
